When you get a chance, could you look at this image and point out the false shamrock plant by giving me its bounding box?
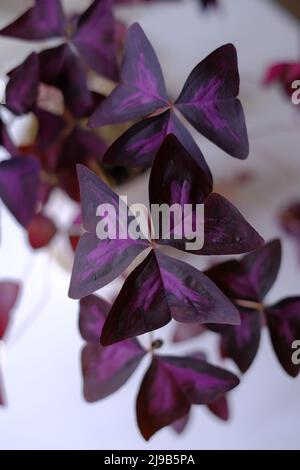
[0,0,118,81]
[0,0,298,443]
[173,240,300,377]
[69,136,263,340]
[69,134,263,439]
[90,23,249,172]
[79,293,239,440]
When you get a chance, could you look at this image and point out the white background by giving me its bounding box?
[0,0,299,449]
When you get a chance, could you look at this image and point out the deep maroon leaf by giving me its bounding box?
[219,307,261,373]
[0,157,40,227]
[207,395,229,421]
[100,250,172,344]
[266,297,300,377]
[199,193,264,255]
[39,44,93,118]
[72,0,118,81]
[82,339,145,402]
[155,251,239,325]
[0,0,66,40]
[57,126,106,201]
[149,135,263,255]
[102,111,171,167]
[68,165,148,299]
[160,355,239,405]
[172,393,229,434]
[176,44,249,159]
[0,282,20,339]
[206,239,281,302]
[6,52,39,115]
[100,249,239,345]
[136,356,191,440]
[27,213,57,249]
[58,126,106,171]
[102,111,211,179]
[79,294,110,342]
[149,134,212,207]
[137,354,239,440]
[35,108,66,149]
[89,23,168,127]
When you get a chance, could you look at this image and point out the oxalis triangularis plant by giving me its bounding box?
[0,0,298,441]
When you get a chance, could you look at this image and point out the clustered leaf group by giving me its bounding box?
[0,0,299,441]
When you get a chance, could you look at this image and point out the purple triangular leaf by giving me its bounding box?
[79,294,111,342]
[58,126,106,171]
[160,355,240,405]
[68,165,148,299]
[72,0,118,81]
[266,297,300,377]
[35,108,66,149]
[57,126,106,200]
[207,395,229,421]
[6,52,39,115]
[89,23,168,127]
[199,193,264,255]
[101,249,240,345]
[175,44,249,159]
[0,0,66,40]
[149,135,263,255]
[100,250,172,345]
[136,356,191,440]
[102,111,211,179]
[219,307,261,373]
[149,134,212,207]
[0,157,40,227]
[102,110,171,167]
[206,240,281,302]
[82,339,145,402]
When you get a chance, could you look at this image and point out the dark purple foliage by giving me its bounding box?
[0,0,118,81]
[79,294,146,402]
[0,157,40,227]
[174,240,300,376]
[79,294,238,439]
[0,281,20,406]
[149,136,263,255]
[137,354,238,440]
[91,23,248,171]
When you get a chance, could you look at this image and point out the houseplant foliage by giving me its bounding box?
[0,0,299,441]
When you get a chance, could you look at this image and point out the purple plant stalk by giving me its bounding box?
[0,282,20,405]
